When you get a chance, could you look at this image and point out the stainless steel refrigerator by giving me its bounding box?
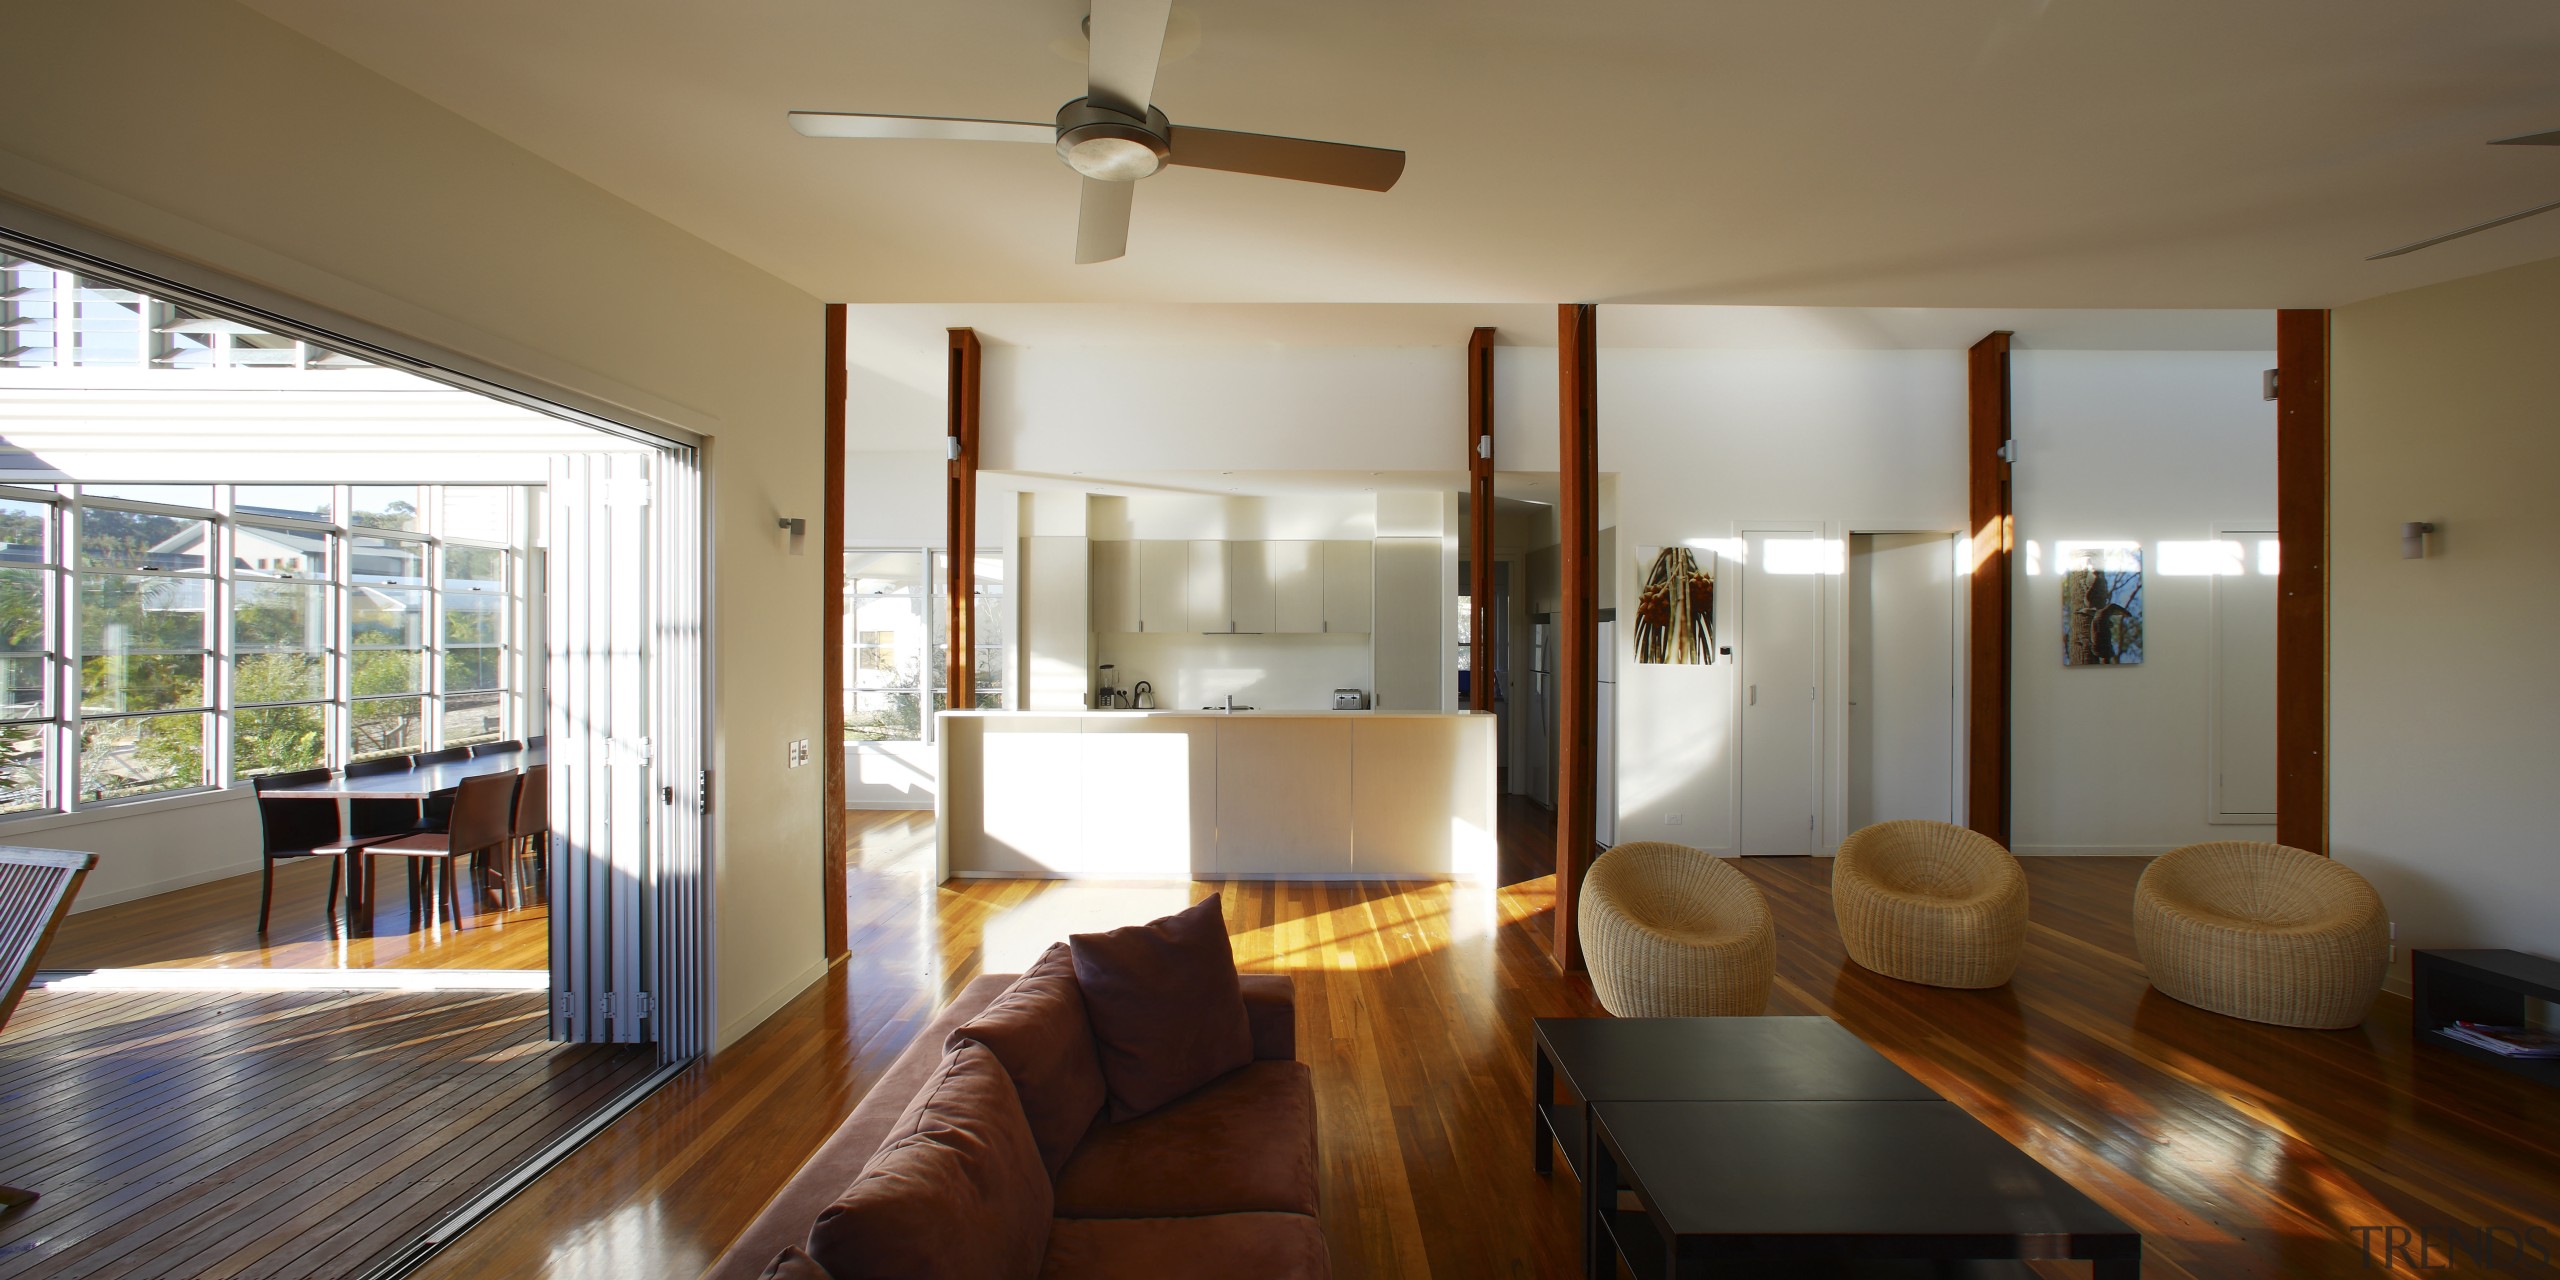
[1596,617,1616,847]
[1530,618,1553,808]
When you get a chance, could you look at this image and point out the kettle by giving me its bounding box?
[1132,680,1155,710]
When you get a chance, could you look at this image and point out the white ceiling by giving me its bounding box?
[241,0,2560,307]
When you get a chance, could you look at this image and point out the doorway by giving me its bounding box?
[1737,530,1823,855]
[1846,532,1958,830]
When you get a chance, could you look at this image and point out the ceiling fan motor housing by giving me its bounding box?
[1055,98,1171,181]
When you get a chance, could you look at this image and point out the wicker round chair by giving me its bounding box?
[1832,821,2029,989]
[1578,842,1776,1017]
[2134,842,2388,1029]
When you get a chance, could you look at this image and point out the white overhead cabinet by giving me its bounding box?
[1138,539,1189,634]
[1322,540,1373,634]
[1229,540,1278,633]
[1270,540,1323,634]
[1187,540,1232,633]
[1090,540,1139,634]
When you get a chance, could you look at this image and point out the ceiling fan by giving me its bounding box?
[2368,129,2560,259]
[788,0,1405,264]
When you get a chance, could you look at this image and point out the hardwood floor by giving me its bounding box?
[46,857,549,972]
[424,812,2560,1280]
[0,986,653,1279]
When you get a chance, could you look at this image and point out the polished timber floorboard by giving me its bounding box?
[45,856,549,972]
[0,987,653,1279]
[423,810,2560,1280]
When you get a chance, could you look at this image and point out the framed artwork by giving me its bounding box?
[1635,545,1715,664]
[2061,544,2143,666]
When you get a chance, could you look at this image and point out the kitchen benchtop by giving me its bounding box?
[938,709,1492,719]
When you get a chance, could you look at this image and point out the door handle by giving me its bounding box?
[1748,684,1757,706]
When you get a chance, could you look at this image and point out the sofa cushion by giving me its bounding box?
[1239,974,1296,1061]
[948,942,1109,1178]
[1037,1213,1331,1280]
[807,1041,1052,1280]
[1071,893,1254,1121]
[1053,1060,1318,1220]
[757,1247,832,1280]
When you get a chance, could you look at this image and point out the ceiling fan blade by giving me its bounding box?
[2367,196,2560,260]
[2490,129,2560,146]
[788,111,1051,144]
[1165,126,1405,192]
[1076,178,1136,264]
[1085,0,1175,116]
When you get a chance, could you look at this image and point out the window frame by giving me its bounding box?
[843,546,1008,746]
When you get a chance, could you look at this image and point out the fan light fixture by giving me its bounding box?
[1056,100,1169,181]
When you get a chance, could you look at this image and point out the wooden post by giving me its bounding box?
[2275,309,2329,854]
[946,328,981,710]
[1965,331,2014,846]
[1554,304,1598,974]
[1468,327,1496,714]
[821,305,848,960]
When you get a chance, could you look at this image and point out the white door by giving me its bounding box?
[1847,533,1956,830]
[1739,531,1822,855]
[2213,530,2279,822]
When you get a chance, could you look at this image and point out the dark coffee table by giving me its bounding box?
[1587,1099,2142,1279]
[1532,1017,1939,1181]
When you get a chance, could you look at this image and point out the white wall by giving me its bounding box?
[2333,256,2560,989]
[3,1,825,1049]
[2009,350,2278,854]
[5,791,263,912]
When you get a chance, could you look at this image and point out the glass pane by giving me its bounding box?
[78,573,209,652]
[351,587,426,648]
[444,593,502,645]
[441,487,510,543]
[236,651,326,706]
[350,696,425,760]
[0,722,42,814]
[79,713,204,801]
[847,551,924,596]
[0,654,42,719]
[351,648,425,697]
[0,497,49,564]
[234,581,329,652]
[232,523,331,578]
[81,652,208,714]
[234,704,327,778]
[81,484,213,509]
[233,486,333,521]
[444,646,500,693]
[351,535,426,585]
[845,690,919,742]
[442,691,503,747]
[351,486,421,532]
[444,544,505,589]
[73,280,147,367]
[0,568,43,652]
[78,506,209,571]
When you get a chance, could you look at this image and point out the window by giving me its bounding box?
[843,548,1007,743]
[0,482,535,816]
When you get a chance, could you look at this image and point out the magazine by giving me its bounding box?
[2439,1021,2560,1059]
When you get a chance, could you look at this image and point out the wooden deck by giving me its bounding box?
[418,809,2560,1280]
[45,857,548,972]
[0,986,652,1279]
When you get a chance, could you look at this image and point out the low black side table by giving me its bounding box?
[1587,1099,2142,1279]
[2412,949,2560,1088]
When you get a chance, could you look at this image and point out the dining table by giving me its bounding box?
[266,746,545,935]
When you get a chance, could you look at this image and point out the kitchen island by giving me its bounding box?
[936,710,1497,880]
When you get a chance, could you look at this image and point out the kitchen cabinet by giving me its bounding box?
[1371,536,1443,710]
[1229,541,1278,633]
[1187,540,1232,633]
[1270,540,1323,634]
[1137,540,1189,633]
[1322,540,1373,633]
[1089,540,1138,633]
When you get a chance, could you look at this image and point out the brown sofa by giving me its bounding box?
[705,968,1321,1280]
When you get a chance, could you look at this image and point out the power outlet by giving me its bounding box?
[1664,812,1685,827]
[787,738,811,768]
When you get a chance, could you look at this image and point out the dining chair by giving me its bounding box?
[411,746,474,835]
[472,739,525,758]
[349,771,521,930]
[0,845,95,1217]
[345,754,422,839]
[507,764,548,909]
[251,768,343,934]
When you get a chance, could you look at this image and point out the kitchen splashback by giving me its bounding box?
[1093,632,1373,712]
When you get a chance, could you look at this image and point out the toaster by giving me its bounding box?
[1333,688,1369,710]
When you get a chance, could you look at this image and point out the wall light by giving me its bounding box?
[778,516,807,555]
[2401,521,2435,560]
